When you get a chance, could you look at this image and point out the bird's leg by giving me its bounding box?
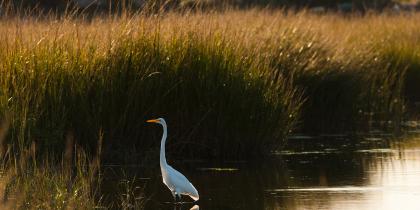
[171,191,177,202]
[177,193,182,203]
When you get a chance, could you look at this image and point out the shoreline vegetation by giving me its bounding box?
[0,3,419,208]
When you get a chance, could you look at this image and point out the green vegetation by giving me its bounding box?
[0,7,419,209]
[0,9,416,158]
[0,11,303,160]
[0,128,102,209]
[0,130,146,209]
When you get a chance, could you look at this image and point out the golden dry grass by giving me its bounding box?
[0,8,419,208]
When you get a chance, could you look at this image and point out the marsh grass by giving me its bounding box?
[0,12,302,160]
[0,125,147,209]
[0,123,101,209]
[0,5,418,210]
[0,7,416,162]
[0,149,101,209]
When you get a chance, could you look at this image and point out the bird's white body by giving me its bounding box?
[152,118,199,201]
[161,164,199,201]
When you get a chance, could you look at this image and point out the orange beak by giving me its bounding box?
[146,119,159,123]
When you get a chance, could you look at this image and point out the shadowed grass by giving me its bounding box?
[0,12,303,160]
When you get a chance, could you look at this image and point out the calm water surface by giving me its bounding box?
[107,133,420,210]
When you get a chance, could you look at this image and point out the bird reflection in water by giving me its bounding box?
[172,204,199,210]
[190,205,199,210]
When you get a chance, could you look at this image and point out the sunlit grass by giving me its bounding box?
[0,10,305,160]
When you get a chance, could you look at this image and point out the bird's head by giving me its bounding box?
[146,117,166,125]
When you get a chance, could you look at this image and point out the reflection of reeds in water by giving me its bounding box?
[117,176,146,209]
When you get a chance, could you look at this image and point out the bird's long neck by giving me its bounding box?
[160,122,168,167]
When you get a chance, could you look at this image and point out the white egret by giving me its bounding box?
[147,118,199,202]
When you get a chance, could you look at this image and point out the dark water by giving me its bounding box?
[106,129,420,210]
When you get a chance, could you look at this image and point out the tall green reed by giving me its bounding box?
[0,19,301,159]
